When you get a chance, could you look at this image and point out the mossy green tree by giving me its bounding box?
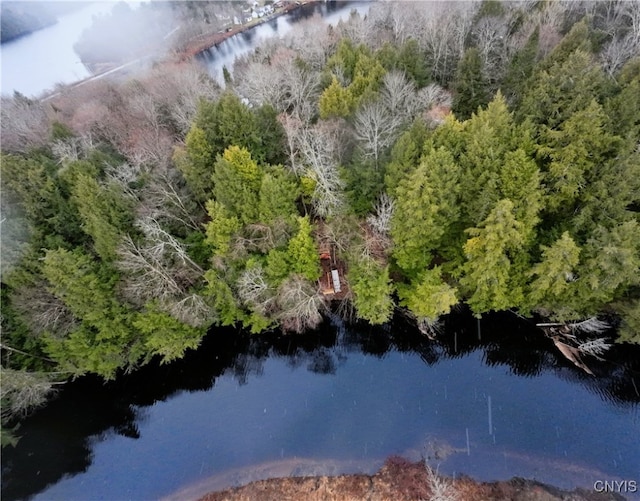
[526,232,580,315]
[348,259,394,324]
[452,48,489,120]
[71,174,134,261]
[319,76,353,119]
[391,146,462,276]
[174,125,214,202]
[287,216,320,281]
[383,119,429,197]
[460,200,527,316]
[397,267,458,321]
[41,248,142,379]
[212,146,262,225]
[502,27,539,105]
[204,200,240,257]
[258,166,299,224]
[538,100,626,235]
[134,305,205,364]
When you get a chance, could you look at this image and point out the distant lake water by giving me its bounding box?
[0,2,119,98]
[0,1,370,98]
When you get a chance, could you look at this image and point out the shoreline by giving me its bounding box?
[194,459,631,501]
[39,0,319,102]
[161,444,636,501]
[172,0,319,62]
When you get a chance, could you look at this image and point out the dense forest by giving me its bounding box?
[1,0,639,442]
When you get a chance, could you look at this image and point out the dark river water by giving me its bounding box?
[1,2,639,500]
[2,311,639,501]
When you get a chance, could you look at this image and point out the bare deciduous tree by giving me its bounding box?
[116,218,203,308]
[235,60,287,109]
[417,3,476,85]
[472,16,511,83]
[105,162,141,199]
[142,62,218,136]
[0,368,58,421]
[291,121,349,218]
[367,193,395,236]
[425,464,459,501]
[578,338,611,359]
[235,47,320,122]
[381,71,417,117]
[367,2,421,46]
[601,30,640,76]
[237,265,277,317]
[165,293,213,328]
[51,138,81,165]
[276,276,324,333]
[233,222,290,255]
[284,13,336,70]
[12,284,78,337]
[279,113,304,175]
[138,171,203,231]
[353,99,402,166]
[0,95,50,153]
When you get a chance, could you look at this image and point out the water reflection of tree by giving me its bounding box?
[3,314,639,501]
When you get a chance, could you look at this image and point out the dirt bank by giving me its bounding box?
[198,457,627,501]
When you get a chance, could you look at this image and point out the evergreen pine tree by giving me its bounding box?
[452,48,489,120]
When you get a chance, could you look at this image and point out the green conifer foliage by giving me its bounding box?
[348,260,394,325]
[258,167,299,224]
[614,299,640,344]
[502,27,539,105]
[203,269,243,326]
[287,217,320,281]
[460,200,526,316]
[327,39,365,82]
[349,54,386,106]
[176,125,214,202]
[194,93,285,165]
[606,59,640,141]
[452,48,489,120]
[265,249,290,286]
[397,266,458,320]
[41,248,140,378]
[519,50,607,131]
[391,145,462,276]
[71,174,133,261]
[527,232,581,313]
[458,92,534,226]
[572,221,640,312]
[539,100,621,216]
[499,149,542,241]
[1,154,85,248]
[319,75,353,119]
[134,305,205,364]
[384,119,428,197]
[212,146,262,225]
[204,200,241,257]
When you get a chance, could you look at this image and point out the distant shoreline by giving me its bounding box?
[40,0,319,102]
[173,0,318,62]
[0,20,57,45]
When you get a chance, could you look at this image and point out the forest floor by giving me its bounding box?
[197,459,628,501]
